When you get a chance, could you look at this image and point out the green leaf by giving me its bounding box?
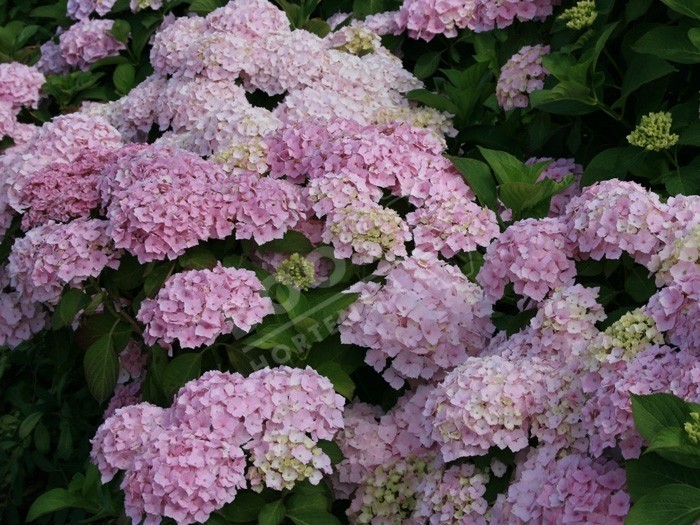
[217,491,266,523]
[26,489,84,522]
[259,231,314,254]
[109,19,130,44]
[303,18,331,38]
[679,123,700,146]
[646,427,700,469]
[258,500,285,525]
[84,334,120,402]
[446,155,498,210]
[316,362,355,399]
[477,147,531,184]
[353,0,390,18]
[529,81,597,115]
[144,263,174,297]
[19,412,43,440]
[52,289,91,329]
[317,439,344,465]
[660,0,700,19]
[631,393,692,442]
[624,264,656,303]
[188,0,223,15]
[406,89,459,115]
[625,484,700,525]
[287,511,342,525]
[111,254,144,291]
[286,491,329,514]
[632,26,700,64]
[664,169,700,196]
[29,4,70,21]
[112,63,135,95]
[179,245,218,270]
[459,251,485,282]
[163,353,202,398]
[243,321,304,352]
[414,51,441,80]
[581,147,647,186]
[499,182,546,214]
[621,55,677,98]
[626,453,700,502]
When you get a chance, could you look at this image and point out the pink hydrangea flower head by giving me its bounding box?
[245,427,333,491]
[137,264,273,349]
[0,272,48,349]
[0,63,45,111]
[340,253,493,388]
[323,202,411,265]
[647,284,700,353]
[414,463,490,524]
[58,19,127,71]
[205,0,290,39]
[564,179,670,267]
[306,170,383,217]
[90,402,167,483]
[104,381,143,419]
[346,454,434,524]
[232,174,311,245]
[7,219,121,305]
[36,39,70,75]
[398,0,560,40]
[67,0,118,19]
[477,217,578,302]
[121,429,247,525]
[582,345,699,458]
[424,354,535,460]
[504,447,630,524]
[496,44,550,110]
[407,191,499,257]
[243,366,346,441]
[19,148,114,230]
[100,144,238,263]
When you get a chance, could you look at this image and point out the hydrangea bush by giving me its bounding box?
[1,0,700,524]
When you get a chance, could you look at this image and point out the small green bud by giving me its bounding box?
[275,253,315,291]
[559,0,598,30]
[627,112,679,152]
[685,412,700,445]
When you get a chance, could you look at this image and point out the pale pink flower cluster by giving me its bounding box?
[564,179,669,267]
[7,218,120,305]
[323,203,411,264]
[398,0,560,40]
[0,272,48,349]
[45,20,126,72]
[231,174,311,245]
[425,354,533,460]
[137,264,273,349]
[18,148,114,230]
[99,144,238,263]
[582,345,700,458]
[0,63,44,112]
[340,253,493,388]
[413,463,490,524]
[67,0,117,19]
[497,448,630,524]
[2,113,122,214]
[92,367,344,524]
[407,190,499,257]
[0,101,37,146]
[526,156,583,216]
[477,217,578,301]
[496,44,550,110]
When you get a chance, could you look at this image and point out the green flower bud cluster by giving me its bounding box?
[593,308,664,363]
[356,456,431,524]
[559,0,598,30]
[627,112,679,151]
[685,412,700,445]
[335,27,377,56]
[275,253,316,291]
